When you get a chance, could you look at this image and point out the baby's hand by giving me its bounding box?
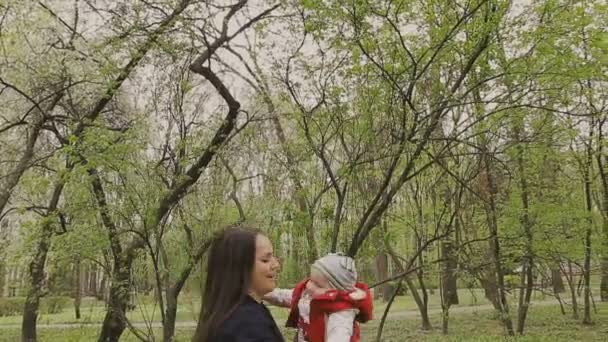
[263,288,293,307]
[348,288,367,301]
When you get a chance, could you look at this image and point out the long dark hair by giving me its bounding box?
[193,224,261,342]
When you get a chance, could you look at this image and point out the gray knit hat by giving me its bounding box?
[311,253,357,291]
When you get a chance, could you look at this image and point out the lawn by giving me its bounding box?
[0,303,606,341]
[0,288,495,325]
[1,282,604,341]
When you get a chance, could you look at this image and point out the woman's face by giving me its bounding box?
[249,234,280,298]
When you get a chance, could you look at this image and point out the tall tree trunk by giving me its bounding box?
[98,271,107,302]
[601,257,608,302]
[595,124,608,302]
[304,217,318,266]
[386,245,432,330]
[516,261,534,334]
[564,261,579,319]
[441,241,459,306]
[0,250,6,298]
[441,240,458,334]
[164,287,179,342]
[89,168,145,342]
[90,266,99,298]
[22,230,51,342]
[97,260,132,342]
[416,269,432,329]
[515,140,535,335]
[440,236,459,334]
[411,210,432,331]
[582,120,594,325]
[441,305,449,335]
[374,253,390,301]
[405,277,432,330]
[582,171,593,324]
[74,260,81,320]
[162,239,211,342]
[479,270,500,308]
[482,151,515,335]
[599,234,608,303]
[552,267,565,294]
[22,181,63,342]
[331,192,346,253]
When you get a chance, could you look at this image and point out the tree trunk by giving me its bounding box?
[601,259,608,302]
[163,287,178,342]
[441,303,450,335]
[440,240,457,335]
[405,277,432,330]
[90,266,99,298]
[21,227,52,342]
[98,271,107,302]
[97,259,133,342]
[417,270,432,329]
[385,238,431,330]
[441,241,459,306]
[90,168,144,342]
[564,261,579,319]
[582,124,594,325]
[583,223,593,325]
[479,271,500,308]
[374,253,390,301]
[331,192,346,253]
[596,141,608,302]
[21,178,63,342]
[516,261,534,334]
[513,122,535,335]
[162,239,212,342]
[304,217,318,266]
[375,279,403,342]
[0,255,5,298]
[552,267,565,294]
[74,260,81,320]
[483,152,515,335]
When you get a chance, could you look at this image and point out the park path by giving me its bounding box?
[0,297,594,330]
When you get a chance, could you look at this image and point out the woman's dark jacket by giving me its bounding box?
[209,296,285,342]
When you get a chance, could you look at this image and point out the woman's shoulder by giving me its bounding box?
[225,297,272,324]
[214,296,284,342]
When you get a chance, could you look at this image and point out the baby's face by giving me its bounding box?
[306,269,332,297]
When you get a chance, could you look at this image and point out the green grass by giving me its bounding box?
[3,272,602,326]
[0,281,604,341]
[0,295,200,325]
[363,303,608,342]
[0,286,563,327]
[0,288,493,325]
[0,303,606,341]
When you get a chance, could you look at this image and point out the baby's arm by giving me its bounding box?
[326,309,357,342]
[263,288,293,307]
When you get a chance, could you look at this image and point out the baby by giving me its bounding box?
[265,253,373,342]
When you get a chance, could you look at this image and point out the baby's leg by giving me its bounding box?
[326,309,357,342]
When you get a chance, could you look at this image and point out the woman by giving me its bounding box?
[193,224,285,342]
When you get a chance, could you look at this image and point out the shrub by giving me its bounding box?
[0,297,24,316]
[40,296,71,314]
[0,296,72,316]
